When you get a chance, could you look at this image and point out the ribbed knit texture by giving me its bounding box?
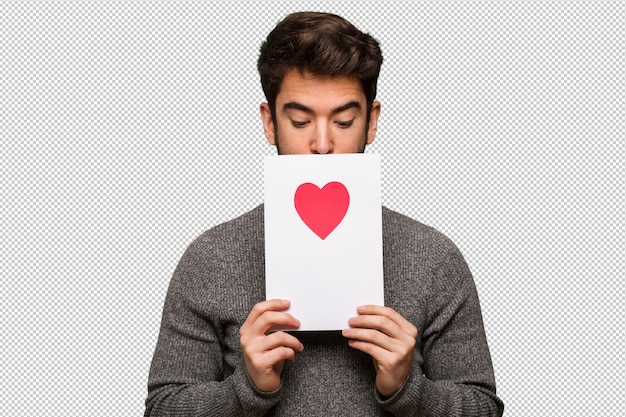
[145,205,504,416]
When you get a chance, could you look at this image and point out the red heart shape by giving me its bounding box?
[294,182,350,240]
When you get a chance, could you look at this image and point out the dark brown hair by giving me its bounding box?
[258,12,383,118]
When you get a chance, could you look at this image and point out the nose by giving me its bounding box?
[312,123,332,154]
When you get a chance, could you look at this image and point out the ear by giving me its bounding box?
[260,102,276,146]
[366,101,381,145]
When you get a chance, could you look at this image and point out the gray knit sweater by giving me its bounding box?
[145,205,504,416]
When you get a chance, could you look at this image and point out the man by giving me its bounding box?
[145,12,504,416]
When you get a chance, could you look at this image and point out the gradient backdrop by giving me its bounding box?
[4,1,624,415]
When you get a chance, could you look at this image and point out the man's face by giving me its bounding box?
[260,68,381,155]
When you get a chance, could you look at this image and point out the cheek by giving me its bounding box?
[274,126,307,153]
[340,125,369,151]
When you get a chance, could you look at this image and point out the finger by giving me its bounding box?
[348,314,406,342]
[240,311,301,352]
[342,327,396,352]
[240,299,293,333]
[252,310,301,335]
[243,299,291,325]
[345,337,391,362]
[243,333,303,366]
[255,331,304,354]
[248,345,298,371]
[355,305,418,338]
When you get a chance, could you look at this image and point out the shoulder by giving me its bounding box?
[192,205,263,247]
[381,207,471,286]
[382,207,459,255]
[169,205,265,301]
[181,205,265,267]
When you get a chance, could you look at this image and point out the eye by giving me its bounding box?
[291,120,309,128]
[336,119,354,129]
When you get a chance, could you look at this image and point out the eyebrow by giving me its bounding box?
[283,100,362,115]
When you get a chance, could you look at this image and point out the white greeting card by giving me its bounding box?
[264,154,384,330]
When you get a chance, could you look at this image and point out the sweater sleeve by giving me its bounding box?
[144,239,279,417]
[378,235,504,417]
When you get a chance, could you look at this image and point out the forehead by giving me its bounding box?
[277,69,365,109]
